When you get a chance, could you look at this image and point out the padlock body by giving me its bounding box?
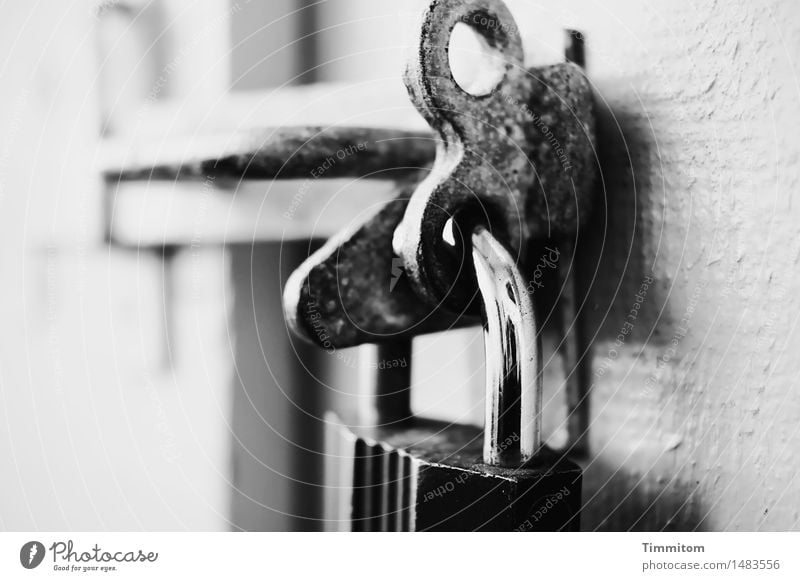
[415,453,582,532]
[324,413,581,531]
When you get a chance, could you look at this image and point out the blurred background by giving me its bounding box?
[0,0,515,532]
[3,0,800,532]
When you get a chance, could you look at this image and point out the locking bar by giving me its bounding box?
[100,81,436,249]
[104,126,434,183]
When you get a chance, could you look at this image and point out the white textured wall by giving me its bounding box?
[541,0,800,530]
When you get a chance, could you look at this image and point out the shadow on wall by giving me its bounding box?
[578,99,665,343]
[574,97,706,530]
[583,456,709,531]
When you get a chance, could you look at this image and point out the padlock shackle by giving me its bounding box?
[472,226,542,466]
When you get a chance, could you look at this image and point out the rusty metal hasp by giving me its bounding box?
[284,0,596,348]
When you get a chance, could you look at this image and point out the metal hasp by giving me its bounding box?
[284,0,596,347]
[395,0,595,311]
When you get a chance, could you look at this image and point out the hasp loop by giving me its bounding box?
[396,0,536,312]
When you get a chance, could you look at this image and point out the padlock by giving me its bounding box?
[323,225,582,531]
